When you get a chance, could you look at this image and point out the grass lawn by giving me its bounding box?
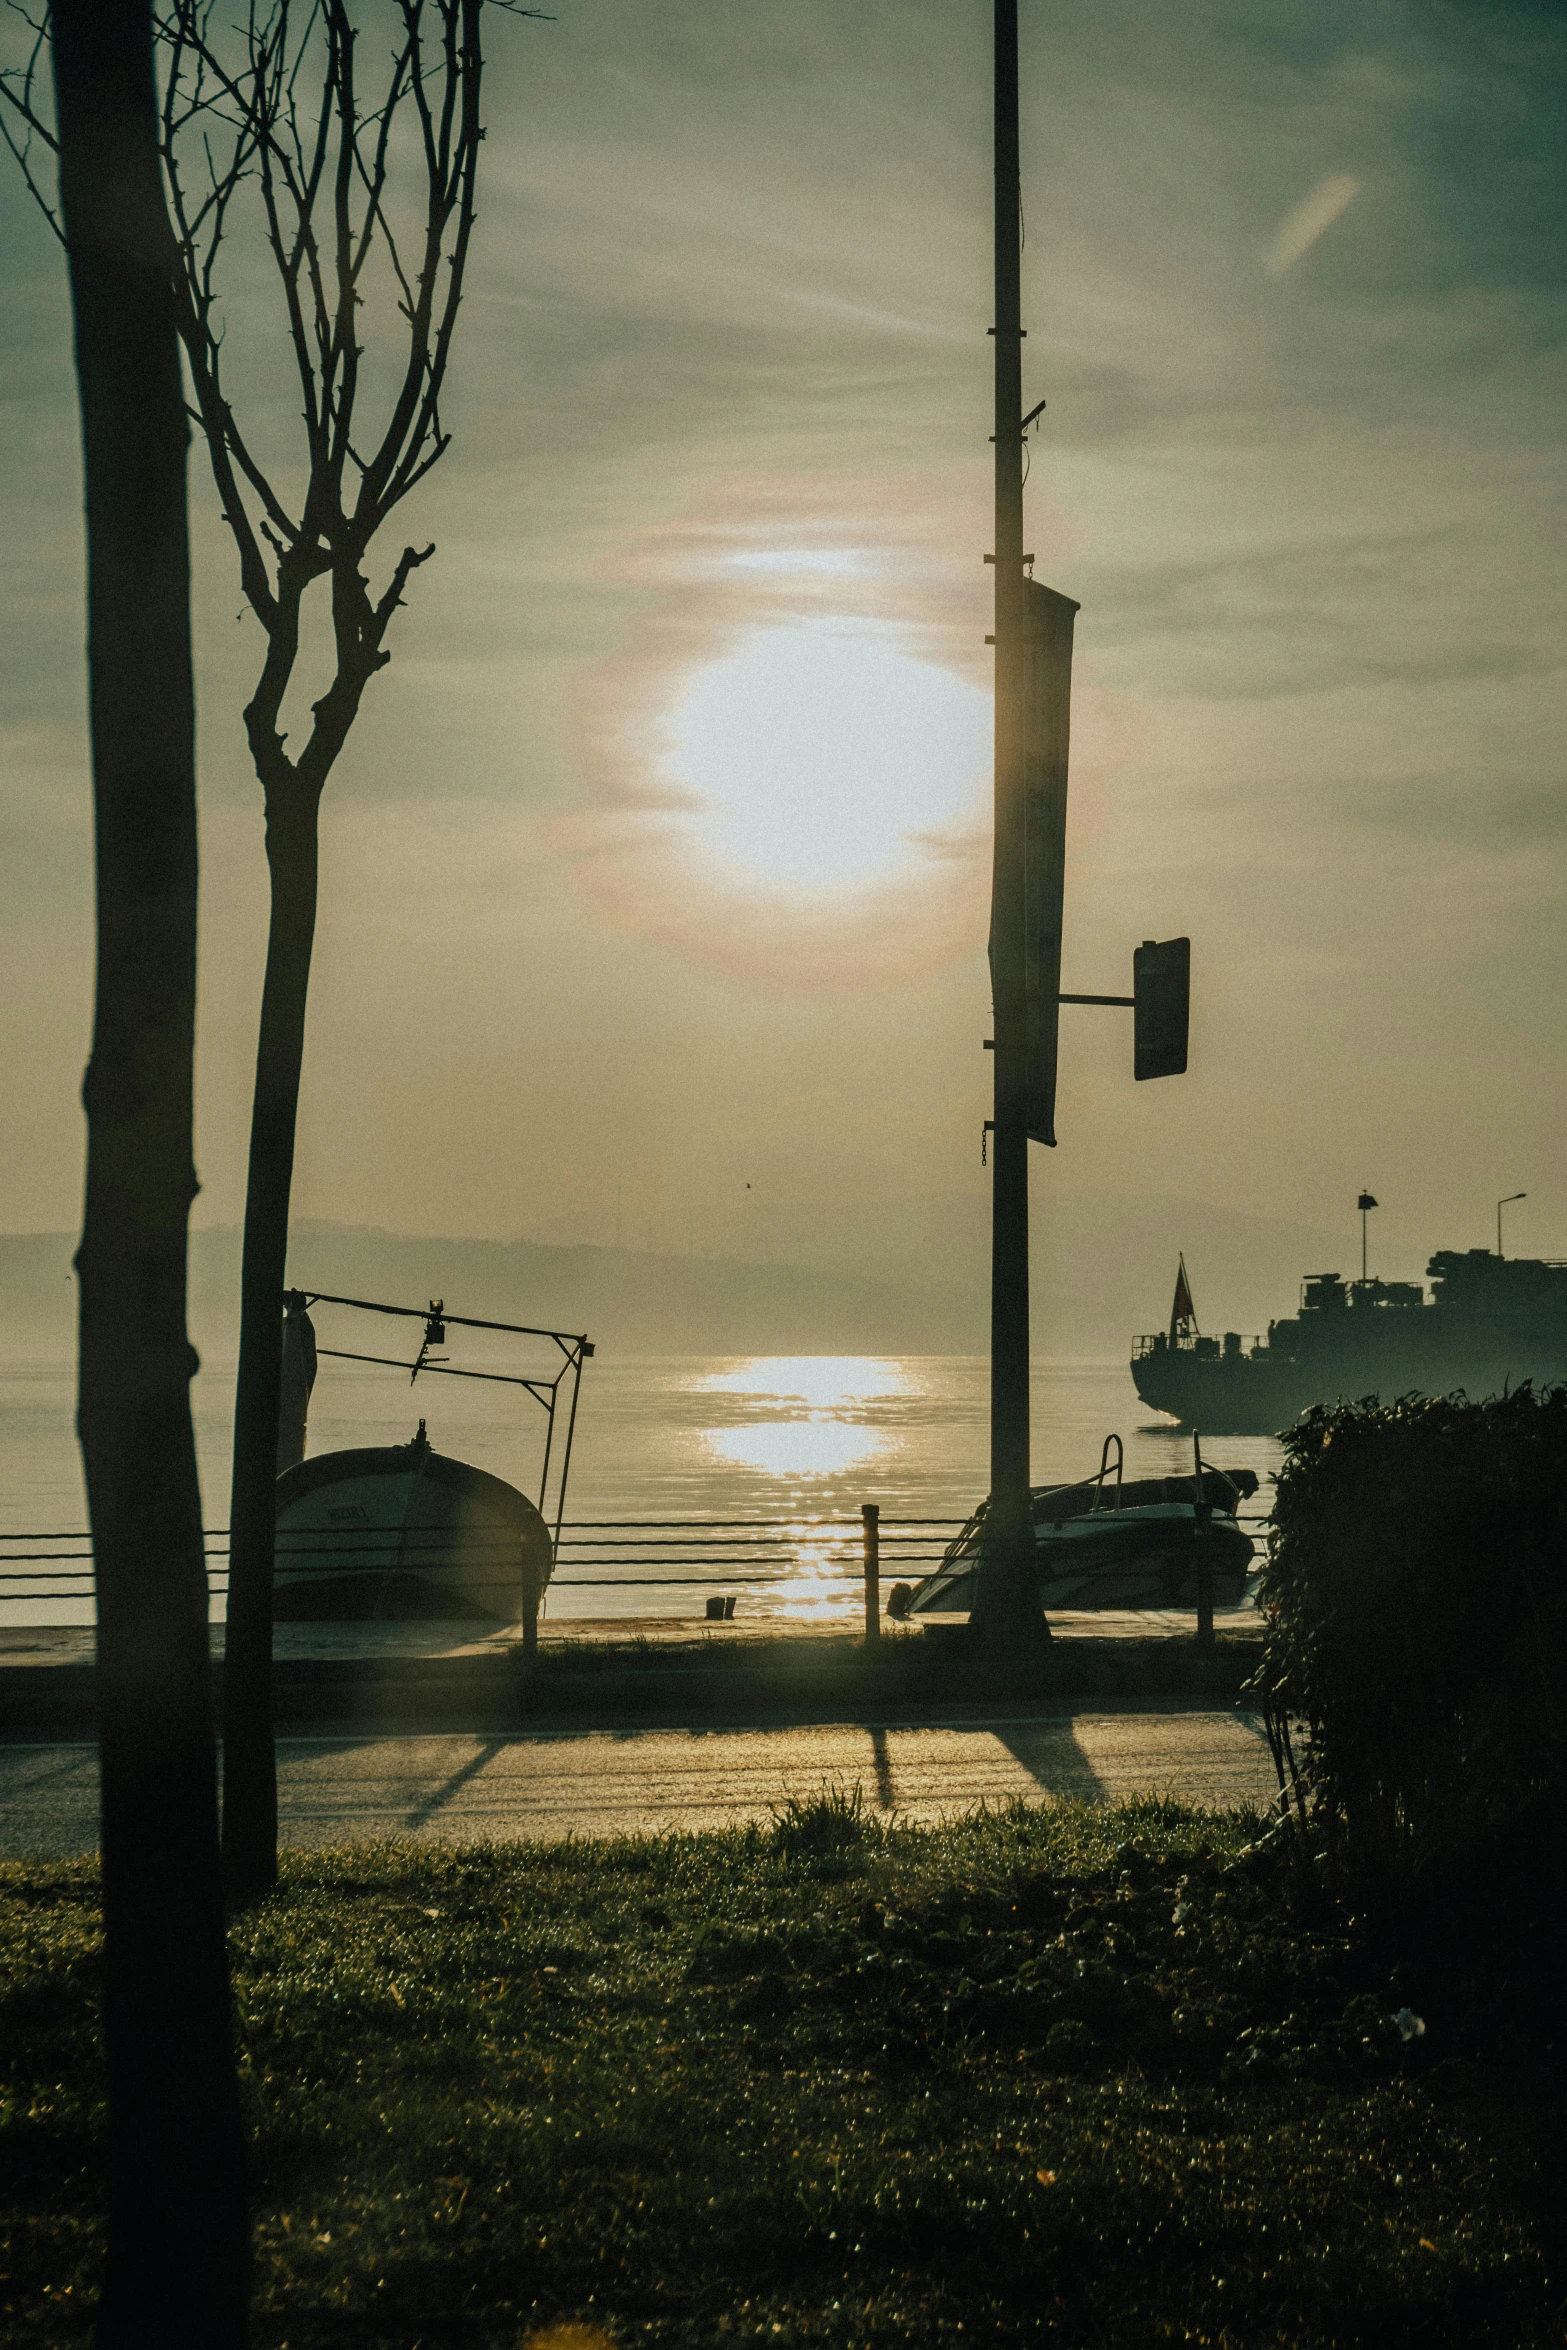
[2,1793,1561,2347]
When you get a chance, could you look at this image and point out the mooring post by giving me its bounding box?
[862,1503,881,1648]
[1193,1432,1214,1652]
[1196,1534,1214,1651]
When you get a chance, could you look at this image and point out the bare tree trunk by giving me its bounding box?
[93,0,495,1898]
[222,780,320,1900]
[51,1,251,2339]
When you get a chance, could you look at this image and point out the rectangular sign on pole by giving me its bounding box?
[1134,936,1190,1079]
[1020,577,1078,1145]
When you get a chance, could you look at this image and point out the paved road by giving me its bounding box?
[0,1710,1278,1861]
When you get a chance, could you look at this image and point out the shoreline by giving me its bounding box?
[0,1617,1264,1737]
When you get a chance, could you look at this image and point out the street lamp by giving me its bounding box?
[1497,1192,1526,1259]
[1357,1191,1378,1283]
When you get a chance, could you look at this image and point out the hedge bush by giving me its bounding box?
[1254,1386,1567,1940]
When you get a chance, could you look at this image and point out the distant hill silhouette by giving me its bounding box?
[0,1198,1359,1359]
[0,1222,978,1358]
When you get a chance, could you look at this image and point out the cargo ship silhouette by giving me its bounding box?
[1132,1242,1567,1435]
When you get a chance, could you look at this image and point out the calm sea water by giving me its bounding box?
[0,1349,1282,1628]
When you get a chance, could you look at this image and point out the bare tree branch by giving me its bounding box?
[5,0,544,1909]
[146,2,537,1899]
[16,0,555,1894]
[0,3,64,240]
[153,0,515,784]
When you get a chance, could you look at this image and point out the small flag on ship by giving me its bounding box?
[1357,1191,1378,1212]
[1169,1254,1197,1342]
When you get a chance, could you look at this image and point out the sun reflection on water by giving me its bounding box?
[780,1536,858,1622]
[691,1359,913,1618]
[703,1422,888,1480]
[696,1357,907,1485]
[696,1357,912,1410]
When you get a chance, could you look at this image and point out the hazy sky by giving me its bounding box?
[2,0,1563,1315]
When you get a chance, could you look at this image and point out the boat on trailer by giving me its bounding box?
[889,1437,1258,1617]
[270,1287,591,1623]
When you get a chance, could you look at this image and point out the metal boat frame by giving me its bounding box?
[292,1287,593,1549]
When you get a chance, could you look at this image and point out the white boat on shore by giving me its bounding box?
[273,1420,552,1622]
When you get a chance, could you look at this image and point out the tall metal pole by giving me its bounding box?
[970,0,1046,1647]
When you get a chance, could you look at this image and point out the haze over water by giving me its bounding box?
[0,1349,1282,1629]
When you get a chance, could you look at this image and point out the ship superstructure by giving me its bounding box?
[1132,1249,1567,1435]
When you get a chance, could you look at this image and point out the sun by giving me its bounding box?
[661,616,989,893]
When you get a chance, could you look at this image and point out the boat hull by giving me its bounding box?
[273,1436,551,1622]
[1131,1349,1306,1436]
[1131,1332,1567,1436]
[898,1471,1257,1618]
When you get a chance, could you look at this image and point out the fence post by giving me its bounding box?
[1195,1531,1214,1651]
[862,1503,880,1648]
[1193,1431,1213,1652]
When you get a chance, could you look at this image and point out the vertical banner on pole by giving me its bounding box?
[1020,578,1079,1146]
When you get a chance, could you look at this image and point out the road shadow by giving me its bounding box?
[988,1720,1112,1804]
[868,1726,896,1812]
[401,1738,506,1829]
[995,1708,1275,1810]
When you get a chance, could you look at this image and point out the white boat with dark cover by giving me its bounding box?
[890,1440,1258,1617]
[274,1421,552,1622]
[271,1287,591,1623]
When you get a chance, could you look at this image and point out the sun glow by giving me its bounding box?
[718,547,878,579]
[663,618,989,891]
